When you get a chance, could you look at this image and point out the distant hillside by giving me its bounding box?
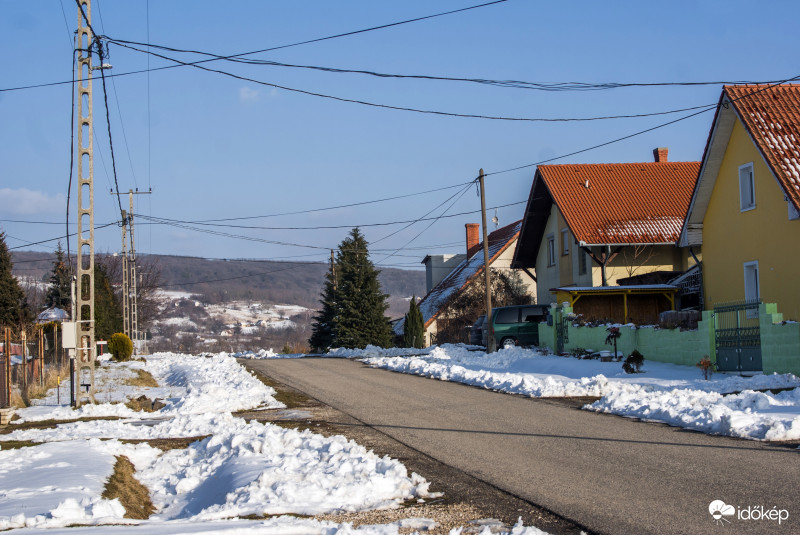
[11,251,426,318]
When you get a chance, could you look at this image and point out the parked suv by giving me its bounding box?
[482,305,550,348]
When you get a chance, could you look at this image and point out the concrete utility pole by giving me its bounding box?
[479,169,496,353]
[112,189,151,354]
[75,0,96,406]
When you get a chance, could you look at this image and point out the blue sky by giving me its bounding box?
[2,0,798,270]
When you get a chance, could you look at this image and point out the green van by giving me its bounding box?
[483,304,550,349]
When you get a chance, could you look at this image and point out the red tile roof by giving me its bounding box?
[538,161,700,245]
[725,84,800,211]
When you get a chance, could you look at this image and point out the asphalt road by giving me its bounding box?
[242,358,799,535]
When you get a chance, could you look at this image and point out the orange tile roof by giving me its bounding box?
[725,84,800,211]
[538,161,700,244]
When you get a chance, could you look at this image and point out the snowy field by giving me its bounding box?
[358,345,800,442]
[1,353,549,534]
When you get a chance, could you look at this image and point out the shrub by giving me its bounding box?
[696,356,715,380]
[109,332,134,361]
[623,350,644,374]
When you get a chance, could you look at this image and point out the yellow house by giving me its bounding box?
[679,85,800,320]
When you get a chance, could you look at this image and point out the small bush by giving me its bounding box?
[696,356,715,380]
[623,350,644,374]
[109,333,134,361]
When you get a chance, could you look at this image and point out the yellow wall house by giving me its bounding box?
[512,149,700,308]
[679,85,800,319]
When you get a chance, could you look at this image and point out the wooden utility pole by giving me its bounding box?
[479,169,496,353]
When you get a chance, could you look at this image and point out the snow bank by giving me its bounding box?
[587,385,800,441]
[1,351,437,529]
[360,344,800,442]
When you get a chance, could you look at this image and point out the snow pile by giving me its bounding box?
[1,352,437,531]
[588,385,800,441]
[359,345,800,441]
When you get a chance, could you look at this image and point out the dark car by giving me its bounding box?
[482,305,550,349]
[469,315,486,346]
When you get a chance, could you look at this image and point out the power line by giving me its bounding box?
[112,36,789,95]
[152,181,473,224]
[2,0,509,93]
[485,73,800,177]
[106,40,725,123]
[95,0,139,189]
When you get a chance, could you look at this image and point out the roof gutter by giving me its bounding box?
[578,241,677,247]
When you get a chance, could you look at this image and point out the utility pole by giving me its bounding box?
[75,0,96,406]
[112,189,151,354]
[479,169,496,353]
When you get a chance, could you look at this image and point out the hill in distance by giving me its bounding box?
[11,251,426,319]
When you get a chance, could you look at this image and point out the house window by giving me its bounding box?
[578,247,588,275]
[739,163,755,211]
[547,234,556,266]
[744,260,760,318]
[561,228,569,256]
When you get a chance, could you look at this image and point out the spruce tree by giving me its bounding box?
[94,263,123,341]
[0,231,31,326]
[45,242,72,314]
[403,296,425,348]
[308,267,337,352]
[333,228,391,349]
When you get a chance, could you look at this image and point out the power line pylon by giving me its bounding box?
[75,0,96,406]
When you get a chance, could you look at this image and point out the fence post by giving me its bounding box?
[4,328,10,407]
[39,326,44,388]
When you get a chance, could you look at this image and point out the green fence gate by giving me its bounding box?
[713,300,762,373]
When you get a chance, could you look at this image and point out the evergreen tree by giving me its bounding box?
[94,263,123,341]
[45,242,72,314]
[308,267,337,352]
[403,296,425,348]
[333,228,391,349]
[0,231,31,326]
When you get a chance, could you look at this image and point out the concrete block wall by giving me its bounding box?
[538,308,715,368]
[760,303,800,375]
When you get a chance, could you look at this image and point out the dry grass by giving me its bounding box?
[120,436,209,451]
[123,369,159,388]
[101,455,155,519]
[125,395,166,413]
[14,366,69,408]
[0,439,41,449]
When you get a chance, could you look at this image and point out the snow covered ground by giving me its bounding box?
[1,353,553,534]
[359,344,800,442]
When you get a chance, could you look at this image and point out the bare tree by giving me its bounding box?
[97,253,165,334]
[620,245,658,278]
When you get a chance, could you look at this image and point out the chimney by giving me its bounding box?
[465,223,480,258]
[653,147,668,163]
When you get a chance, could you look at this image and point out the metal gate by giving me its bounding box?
[713,300,762,373]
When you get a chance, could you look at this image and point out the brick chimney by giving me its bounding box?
[465,223,481,258]
[653,147,668,162]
